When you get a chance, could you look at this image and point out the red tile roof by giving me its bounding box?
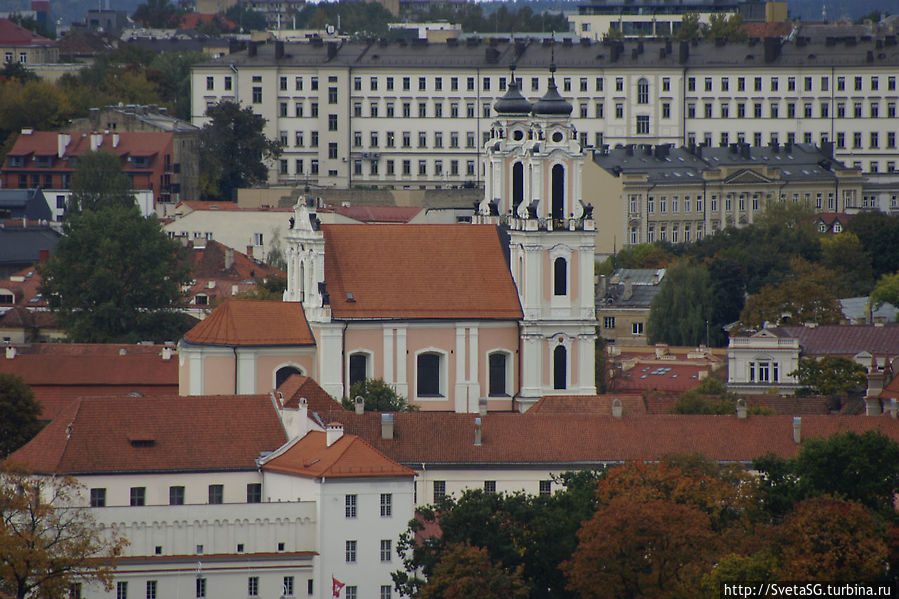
[0,343,179,420]
[333,205,423,223]
[183,299,315,346]
[262,429,415,479]
[771,325,899,356]
[277,374,343,416]
[0,18,55,46]
[528,394,646,416]
[613,364,709,394]
[0,265,45,307]
[8,131,172,163]
[182,240,284,304]
[7,394,287,474]
[322,224,522,320]
[178,13,238,31]
[331,412,899,465]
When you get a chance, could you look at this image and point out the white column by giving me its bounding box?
[383,327,394,386]
[454,325,467,413]
[395,326,408,399]
[467,326,480,412]
[577,332,597,395]
[518,331,544,402]
[189,354,203,396]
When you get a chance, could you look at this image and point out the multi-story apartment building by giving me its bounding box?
[190,35,899,193]
[586,142,865,254]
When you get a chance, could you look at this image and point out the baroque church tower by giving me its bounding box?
[476,65,597,410]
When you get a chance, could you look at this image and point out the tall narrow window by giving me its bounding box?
[349,354,367,388]
[417,353,441,396]
[551,164,565,221]
[553,346,567,390]
[636,78,649,104]
[553,257,567,296]
[488,353,507,396]
[512,162,524,213]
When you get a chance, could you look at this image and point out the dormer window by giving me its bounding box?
[33,155,52,168]
[132,156,149,169]
[7,156,24,168]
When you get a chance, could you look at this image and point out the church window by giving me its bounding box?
[349,353,368,388]
[417,353,442,397]
[512,162,524,213]
[551,164,565,221]
[553,346,567,390]
[275,365,303,388]
[553,258,567,296]
[488,352,508,396]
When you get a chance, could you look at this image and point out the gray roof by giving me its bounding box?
[599,268,666,308]
[593,143,849,184]
[611,268,666,286]
[198,35,899,70]
[0,226,60,268]
[0,189,51,222]
[840,297,899,323]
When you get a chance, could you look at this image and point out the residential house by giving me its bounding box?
[0,17,57,65]
[727,324,899,396]
[0,220,59,277]
[840,297,899,325]
[1,130,176,216]
[0,189,52,222]
[596,268,665,345]
[65,105,201,204]
[7,392,415,599]
[814,212,854,234]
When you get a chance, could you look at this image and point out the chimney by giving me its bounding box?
[736,398,747,419]
[57,133,70,158]
[611,398,623,418]
[224,248,234,270]
[5,346,16,359]
[275,40,284,59]
[326,422,344,447]
[38,249,49,262]
[161,346,173,360]
[889,398,898,419]
[623,279,633,300]
[678,40,689,64]
[354,396,364,415]
[112,133,120,148]
[381,413,394,440]
[327,41,338,59]
[474,417,482,446]
[248,41,258,57]
[478,397,487,417]
[246,245,254,259]
[792,417,801,443]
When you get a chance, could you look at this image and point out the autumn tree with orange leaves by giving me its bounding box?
[420,543,529,599]
[0,464,128,599]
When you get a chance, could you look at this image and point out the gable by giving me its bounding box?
[723,169,774,185]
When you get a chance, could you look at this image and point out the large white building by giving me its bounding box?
[190,34,899,191]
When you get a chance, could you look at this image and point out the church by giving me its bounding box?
[179,68,597,412]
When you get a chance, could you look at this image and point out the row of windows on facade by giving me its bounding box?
[101,576,319,599]
[343,538,395,565]
[685,100,898,120]
[430,479,554,501]
[630,192,847,216]
[4,52,29,63]
[748,361,780,383]
[278,157,479,179]
[278,129,487,150]
[602,317,645,336]
[205,72,899,98]
[88,483,262,507]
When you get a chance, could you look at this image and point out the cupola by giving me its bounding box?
[532,65,572,118]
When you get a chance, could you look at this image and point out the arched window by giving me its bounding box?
[551,164,565,221]
[637,78,649,104]
[275,365,303,388]
[417,352,442,397]
[348,353,368,388]
[553,257,567,296]
[299,262,305,302]
[553,345,567,390]
[512,162,524,213]
[488,352,508,396]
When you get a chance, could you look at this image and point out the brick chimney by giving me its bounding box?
[246,245,254,259]
[224,247,234,270]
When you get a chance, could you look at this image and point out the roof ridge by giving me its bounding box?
[321,434,360,475]
[56,397,84,471]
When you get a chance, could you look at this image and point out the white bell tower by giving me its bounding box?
[476,65,597,410]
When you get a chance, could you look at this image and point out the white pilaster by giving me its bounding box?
[317,324,344,398]
[236,350,256,394]
[395,326,408,398]
[454,325,467,413]
[383,327,394,386]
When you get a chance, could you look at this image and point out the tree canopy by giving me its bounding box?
[870,272,899,319]
[420,543,529,599]
[342,378,418,412]
[0,465,128,599]
[37,205,194,343]
[789,356,868,397]
[199,101,282,201]
[647,260,717,346]
[68,151,134,214]
[0,374,42,458]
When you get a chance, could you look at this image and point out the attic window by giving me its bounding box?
[130,439,155,448]
[346,292,355,302]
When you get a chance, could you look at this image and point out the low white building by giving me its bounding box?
[8,393,415,599]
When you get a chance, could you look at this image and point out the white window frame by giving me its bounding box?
[414,348,448,401]
[485,349,513,397]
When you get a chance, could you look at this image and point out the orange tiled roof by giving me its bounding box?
[529,394,647,416]
[183,299,315,346]
[613,364,710,394]
[333,205,423,223]
[0,18,55,46]
[8,131,172,162]
[331,411,899,465]
[0,265,44,307]
[278,374,343,416]
[7,394,287,474]
[262,429,416,479]
[322,224,523,320]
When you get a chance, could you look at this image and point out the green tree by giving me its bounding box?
[674,12,701,41]
[147,51,206,120]
[754,431,899,517]
[789,356,868,396]
[847,212,899,279]
[647,260,715,346]
[870,272,899,320]
[0,465,128,599]
[0,374,42,458]
[819,232,875,297]
[225,4,268,31]
[704,13,747,42]
[672,377,737,415]
[133,0,183,28]
[701,552,778,597]
[420,543,529,599]
[68,151,134,214]
[342,378,417,412]
[199,101,282,201]
[37,205,194,343]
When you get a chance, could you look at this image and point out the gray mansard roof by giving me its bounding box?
[199,35,899,70]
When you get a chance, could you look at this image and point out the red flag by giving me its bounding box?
[332,576,345,598]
